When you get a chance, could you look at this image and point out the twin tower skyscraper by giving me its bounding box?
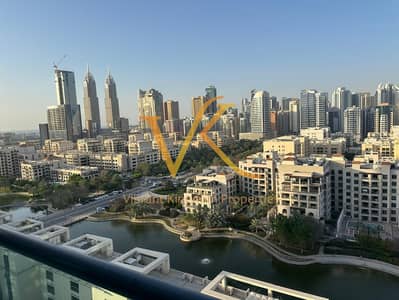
[83,68,121,135]
[48,68,121,141]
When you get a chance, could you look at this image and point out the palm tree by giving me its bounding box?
[250,218,262,233]
[127,201,154,219]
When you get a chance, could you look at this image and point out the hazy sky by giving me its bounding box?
[0,0,398,131]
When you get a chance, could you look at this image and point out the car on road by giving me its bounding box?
[96,207,105,213]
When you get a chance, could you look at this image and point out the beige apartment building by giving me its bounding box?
[195,166,238,196]
[309,137,346,156]
[0,147,21,177]
[20,160,52,181]
[51,166,99,182]
[183,180,223,213]
[55,151,90,166]
[263,136,310,157]
[330,154,399,225]
[103,138,127,153]
[263,135,345,157]
[43,139,74,153]
[300,127,330,140]
[238,152,277,197]
[77,138,103,152]
[276,156,331,221]
[89,152,129,172]
[129,151,160,170]
[128,140,153,155]
[361,134,396,159]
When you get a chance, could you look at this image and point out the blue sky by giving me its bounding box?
[0,0,398,131]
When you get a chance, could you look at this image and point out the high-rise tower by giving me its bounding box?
[104,72,121,129]
[300,89,327,129]
[205,85,217,115]
[138,89,164,131]
[250,90,271,138]
[163,100,180,134]
[344,106,363,143]
[83,67,101,136]
[50,69,82,141]
[54,69,77,105]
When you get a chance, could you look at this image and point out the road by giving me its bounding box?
[38,172,197,227]
[39,185,149,227]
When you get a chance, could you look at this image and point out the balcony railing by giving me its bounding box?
[0,227,215,300]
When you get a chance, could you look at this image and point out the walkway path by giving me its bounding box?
[202,229,399,277]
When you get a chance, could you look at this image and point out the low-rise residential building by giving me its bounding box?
[0,147,21,177]
[263,135,345,158]
[15,144,43,161]
[263,136,310,157]
[51,166,99,182]
[300,127,330,140]
[20,160,52,181]
[195,131,226,148]
[276,156,331,221]
[238,132,265,141]
[195,166,239,196]
[330,154,399,225]
[361,134,395,159]
[43,139,74,153]
[129,151,160,170]
[55,151,90,166]
[309,137,346,156]
[103,138,127,153]
[77,138,103,152]
[89,152,129,172]
[128,140,153,155]
[238,152,277,197]
[152,137,180,160]
[183,179,223,213]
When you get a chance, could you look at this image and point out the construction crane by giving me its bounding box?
[53,54,67,70]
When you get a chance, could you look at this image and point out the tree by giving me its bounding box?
[250,218,262,233]
[270,214,322,251]
[192,205,209,229]
[206,205,227,228]
[127,201,154,218]
[136,163,151,177]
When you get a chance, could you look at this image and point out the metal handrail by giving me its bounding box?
[0,227,215,300]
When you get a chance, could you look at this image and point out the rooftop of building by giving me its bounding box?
[1,218,44,233]
[281,156,329,167]
[199,166,236,177]
[189,179,222,188]
[21,159,51,166]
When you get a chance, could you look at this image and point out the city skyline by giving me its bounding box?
[2,2,399,300]
[0,0,398,131]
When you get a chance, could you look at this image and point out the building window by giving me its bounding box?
[3,255,9,270]
[46,270,53,281]
[47,285,55,295]
[70,281,79,293]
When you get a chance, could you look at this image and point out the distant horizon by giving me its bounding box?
[1,0,398,131]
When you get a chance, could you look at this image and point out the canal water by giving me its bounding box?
[69,220,399,300]
[5,207,46,221]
